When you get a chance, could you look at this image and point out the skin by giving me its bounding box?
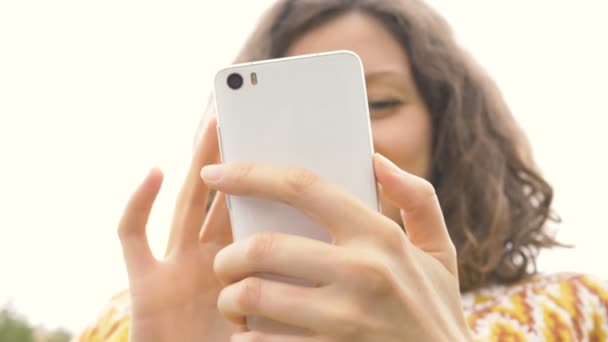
[118,11,471,342]
[119,118,238,342]
[286,12,433,223]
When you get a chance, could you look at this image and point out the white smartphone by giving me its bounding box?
[213,50,379,333]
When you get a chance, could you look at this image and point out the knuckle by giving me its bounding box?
[237,277,263,311]
[232,162,255,181]
[446,241,457,259]
[402,177,437,214]
[117,220,137,242]
[212,249,227,279]
[329,305,365,339]
[246,232,277,263]
[416,178,437,200]
[344,257,395,295]
[378,219,407,252]
[444,241,459,270]
[364,262,395,295]
[285,168,319,194]
[116,223,126,239]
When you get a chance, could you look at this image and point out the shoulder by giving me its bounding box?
[72,290,131,342]
[463,273,608,341]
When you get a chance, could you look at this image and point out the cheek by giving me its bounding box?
[371,107,432,179]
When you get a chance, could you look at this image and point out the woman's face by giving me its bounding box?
[286,11,433,224]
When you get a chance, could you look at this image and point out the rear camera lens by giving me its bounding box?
[227,73,244,90]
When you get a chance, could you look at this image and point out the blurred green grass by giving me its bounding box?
[0,304,71,342]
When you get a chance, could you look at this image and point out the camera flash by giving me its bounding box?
[251,72,258,85]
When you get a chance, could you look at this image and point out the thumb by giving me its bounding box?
[199,192,233,246]
[373,154,456,272]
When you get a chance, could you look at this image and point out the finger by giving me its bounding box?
[231,331,316,342]
[373,154,456,269]
[118,168,163,276]
[214,232,339,286]
[166,115,220,254]
[218,277,329,332]
[201,163,384,243]
[199,192,232,246]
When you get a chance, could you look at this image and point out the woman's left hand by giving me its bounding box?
[202,154,473,342]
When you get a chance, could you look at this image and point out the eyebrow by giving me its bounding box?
[365,71,414,94]
[364,71,411,82]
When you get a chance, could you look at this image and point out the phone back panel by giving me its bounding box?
[214,51,378,243]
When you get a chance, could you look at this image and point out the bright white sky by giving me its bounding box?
[0,0,607,333]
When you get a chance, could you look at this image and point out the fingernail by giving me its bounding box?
[375,153,402,175]
[201,165,224,183]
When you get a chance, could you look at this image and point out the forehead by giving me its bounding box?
[285,11,412,77]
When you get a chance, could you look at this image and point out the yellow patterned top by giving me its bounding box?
[74,273,608,341]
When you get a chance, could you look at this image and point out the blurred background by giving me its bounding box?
[0,0,606,339]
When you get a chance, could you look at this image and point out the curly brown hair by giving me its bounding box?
[204,0,562,292]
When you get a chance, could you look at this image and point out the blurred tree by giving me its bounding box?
[0,304,34,342]
[0,303,72,342]
[44,329,72,342]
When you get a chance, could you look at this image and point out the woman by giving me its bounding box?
[76,0,608,341]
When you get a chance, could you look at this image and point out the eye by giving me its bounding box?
[368,99,402,111]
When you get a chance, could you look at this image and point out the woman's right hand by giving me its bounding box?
[117,117,237,341]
